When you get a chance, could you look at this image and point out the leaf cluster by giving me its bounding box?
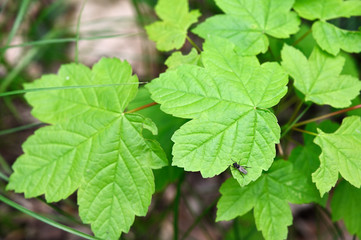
[5,0,361,239]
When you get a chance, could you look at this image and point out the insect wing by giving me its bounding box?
[238,166,248,175]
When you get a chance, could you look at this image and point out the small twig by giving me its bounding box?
[0,194,99,240]
[180,197,219,240]
[294,104,361,127]
[36,197,83,225]
[181,195,214,240]
[316,205,345,240]
[0,153,12,175]
[292,127,318,136]
[292,29,312,46]
[267,46,277,61]
[125,102,157,113]
[1,83,148,98]
[277,143,284,157]
[186,35,202,54]
[287,101,304,127]
[233,217,241,240]
[75,0,88,63]
[0,122,44,136]
[281,103,312,138]
[0,171,9,181]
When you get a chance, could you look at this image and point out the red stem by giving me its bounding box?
[125,102,157,113]
[294,104,361,127]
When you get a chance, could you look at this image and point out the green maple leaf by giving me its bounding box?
[281,44,361,108]
[331,180,361,238]
[312,116,361,196]
[145,0,200,51]
[147,37,288,186]
[294,0,361,55]
[294,0,361,21]
[6,58,167,240]
[312,21,361,56]
[287,121,341,206]
[217,160,320,240]
[165,48,201,69]
[193,0,300,56]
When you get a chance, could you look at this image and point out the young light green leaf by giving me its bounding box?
[312,21,361,56]
[294,0,361,55]
[23,59,138,124]
[165,48,201,69]
[312,116,361,196]
[217,160,319,240]
[287,121,340,205]
[281,44,361,108]
[6,122,92,202]
[331,180,361,238]
[294,0,361,21]
[145,0,200,51]
[147,37,288,185]
[193,0,300,55]
[7,58,167,240]
[78,113,159,239]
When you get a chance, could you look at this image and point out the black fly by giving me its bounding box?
[230,159,250,177]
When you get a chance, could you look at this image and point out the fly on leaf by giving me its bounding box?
[230,159,250,177]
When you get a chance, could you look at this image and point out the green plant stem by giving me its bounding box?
[0,82,146,98]
[174,173,185,240]
[316,205,344,240]
[180,197,218,240]
[280,100,304,140]
[125,102,157,113]
[292,127,318,136]
[287,101,304,127]
[294,104,361,127]
[181,194,213,240]
[131,0,147,26]
[1,33,140,50]
[315,206,334,240]
[281,103,311,138]
[130,0,153,76]
[75,0,88,63]
[35,197,83,225]
[0,171,9,181]
[0,122,44,136]
[0,153,11,175]
[186,35,202,53]
[267,46,277,61]
[4,96,22,121]
[0,30,59,93]
[2,0,31,57]
[0,45,37,93]
[0,171,81,225]
[277,143,284,157]
[146,192,175,238]
[233,217,241,240]
[0,194,100,240]
[292,29,312,46]
[276,94,298,116]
